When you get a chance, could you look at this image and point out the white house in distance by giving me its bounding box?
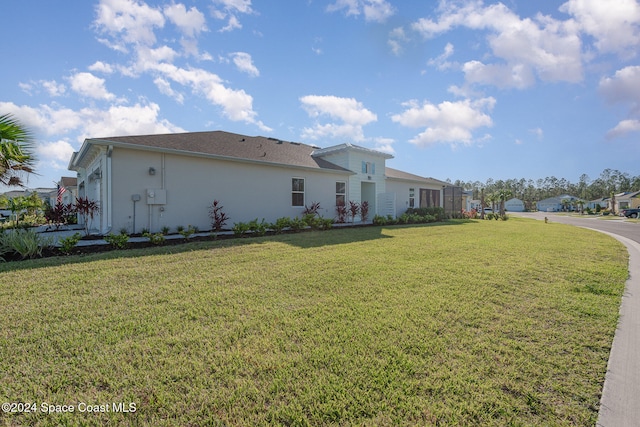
[504,197,525,212]
[68,131,450,234]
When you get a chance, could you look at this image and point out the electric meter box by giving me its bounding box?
[146,189,167,205]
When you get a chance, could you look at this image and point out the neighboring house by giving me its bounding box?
[1,188,56,206]
[57,176,78,206]
[504,197,525,212]
[586,197,608,211]
[536,195,581,212]
[460,191,488,213]
[68,131,452,234]
[614,191,640,212]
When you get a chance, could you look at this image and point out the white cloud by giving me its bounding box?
[229,52,259,77]
[391,97,495,147]
[214,0,253,14]
[0,101,184,142]
[388,27,407,56]
[599,66,640,139]
[41,80,66,97]
[412,1,583,88]
[36,140,76,170]
[373,137,395,154]
[606,119,640,139]
[88,61,115,74]
[560,0,640,58]
[0,102,84,136]
[164,3,206,38]
[599,65,640,105]
[300,95,377,141]
[19,80,66,97]
[211,0,252,32]
[149,63,269,130]
[94,0,165,49]
[428,42,455,70]
[68,72,116,101]
[327,0,395,23]
[91,0,267,130]
[362,0,395,23]
[462,60,535,89]
[79,102,185,138]
[154,77,184,104]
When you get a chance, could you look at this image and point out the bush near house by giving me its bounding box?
[0,228,52,260]
[405,207,446,221]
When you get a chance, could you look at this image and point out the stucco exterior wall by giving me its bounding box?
[109,148,350,233]
[385,179,444,218]
[316,149,387,213]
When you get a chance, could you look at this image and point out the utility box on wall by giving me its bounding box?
[146,189,167,205]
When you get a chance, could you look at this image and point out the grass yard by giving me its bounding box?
[0,218,629,426]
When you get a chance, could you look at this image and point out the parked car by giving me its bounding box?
[621,208,640,218]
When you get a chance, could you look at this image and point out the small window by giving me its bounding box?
[336,181,346,206]
[292,178,305,207]
[409,188,415,208]
[361,161,375,174]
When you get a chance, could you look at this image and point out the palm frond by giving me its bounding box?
[0,113,37,186]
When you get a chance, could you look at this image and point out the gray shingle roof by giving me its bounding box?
[60,177,77,187]
[385,167,450,186]
[88,131,351,172]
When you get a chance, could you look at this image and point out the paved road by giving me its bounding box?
[514,211,640,244]
[513,212,640,426]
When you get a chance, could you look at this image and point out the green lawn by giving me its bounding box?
[0,218,629,426]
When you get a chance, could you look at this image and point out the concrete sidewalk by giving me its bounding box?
[595,231,640,427]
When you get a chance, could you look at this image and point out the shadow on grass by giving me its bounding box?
[0,220,476,273]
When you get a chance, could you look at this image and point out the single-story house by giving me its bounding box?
[614,191,640,212]
[0,188,57,206]
[586,198,608,211]
[504,197,525,212]
[68,131,452,234]
[536,195,582,212]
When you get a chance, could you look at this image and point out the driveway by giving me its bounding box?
[512,212,640,426]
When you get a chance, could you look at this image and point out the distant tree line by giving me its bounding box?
[452,169,640,212]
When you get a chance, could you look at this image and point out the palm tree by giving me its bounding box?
[0,113,36,186]
[497,189,512,216]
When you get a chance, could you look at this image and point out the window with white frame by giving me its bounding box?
[292,177,305,207]
[409,188,415,208]
[336,181,346,206]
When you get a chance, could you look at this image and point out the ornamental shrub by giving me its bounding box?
[248,218,268,236]
[269,217,290,234]
[208,199,230,231]
[104,232,129,249]
[0,229,53,260]
[59,232,82,254]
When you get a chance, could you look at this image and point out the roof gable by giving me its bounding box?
[312,143,393,159]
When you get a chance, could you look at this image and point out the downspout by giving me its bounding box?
[161,153,166,190]
[104,145,113,234]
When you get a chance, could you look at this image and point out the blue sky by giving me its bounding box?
[2,0,639,191]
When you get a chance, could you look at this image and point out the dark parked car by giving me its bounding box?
[621,208,640,218]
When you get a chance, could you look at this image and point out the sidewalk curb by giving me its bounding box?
[592,230,640,427]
